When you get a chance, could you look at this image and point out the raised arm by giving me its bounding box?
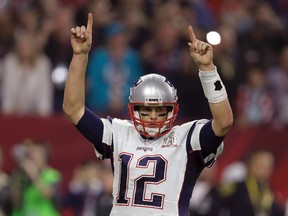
[63,13,93,125]
[187,26,233,137]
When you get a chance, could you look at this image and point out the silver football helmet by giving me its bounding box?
[128,73,179,138]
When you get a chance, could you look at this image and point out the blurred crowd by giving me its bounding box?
[0,139,287,216]
[1,0,288,215]
[0,0,288,128]
[0,139,114,216]
[189,149,286,216]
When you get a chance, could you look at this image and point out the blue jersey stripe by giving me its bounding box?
[178,123,205,216]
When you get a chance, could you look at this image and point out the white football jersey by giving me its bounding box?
[96,118,223,216]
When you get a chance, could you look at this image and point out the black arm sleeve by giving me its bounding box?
[200,120,224,158]
[75,107,108,156]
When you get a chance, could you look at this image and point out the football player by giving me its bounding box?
[63,13,233,216]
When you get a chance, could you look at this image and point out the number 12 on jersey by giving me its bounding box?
[116,153,168,209]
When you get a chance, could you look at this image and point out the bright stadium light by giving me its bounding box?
[206,31,221,45]
[51,64,68,89]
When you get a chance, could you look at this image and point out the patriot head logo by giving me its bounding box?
[214,80,223,91]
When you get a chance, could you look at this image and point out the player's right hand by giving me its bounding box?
[70,13,93,55]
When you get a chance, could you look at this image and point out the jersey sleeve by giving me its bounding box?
[75,107,113,159]
[189,119,224,167]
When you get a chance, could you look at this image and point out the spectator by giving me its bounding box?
[44,6,75,112]
[61,159,103,216]
[189,166,219,216]
[1,30,53,116]
[94,162,113,216]
[215,150,285,216]
[141,15,202,119]
[86,21,143,117]
[115,0,150,49]
[141,14,185,80]
[212,23,239,109]
[235,65,274,127]
[10,139,61,216]
[0,8,16,58]
[267,44,288,128]
[236,1,285,74]
[220,161,247,184]
[74,0,115,49]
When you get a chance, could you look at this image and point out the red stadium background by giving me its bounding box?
[1,115,287,204]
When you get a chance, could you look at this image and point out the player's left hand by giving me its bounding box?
[187,26,214,71]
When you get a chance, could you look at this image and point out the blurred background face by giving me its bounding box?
[26,144,48,169]
[15,33,37,63]
[249,151,274,182]
[53,7,74,42]
[84,161,100,183]
[155,22,179,51]
[107,33,128,49]
[247,67,266,89]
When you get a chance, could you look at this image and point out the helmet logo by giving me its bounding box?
[164,79,174,87]
[131,78,143,89]
[129,78,143,102]
[145,97,163,105]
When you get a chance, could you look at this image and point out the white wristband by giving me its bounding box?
[199,67,227,103]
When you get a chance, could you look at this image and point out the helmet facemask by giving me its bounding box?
[128,104,179,138]
[128,73,179,138]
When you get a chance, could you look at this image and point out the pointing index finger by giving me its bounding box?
[87,13,93,32]
[187,25,197,43]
